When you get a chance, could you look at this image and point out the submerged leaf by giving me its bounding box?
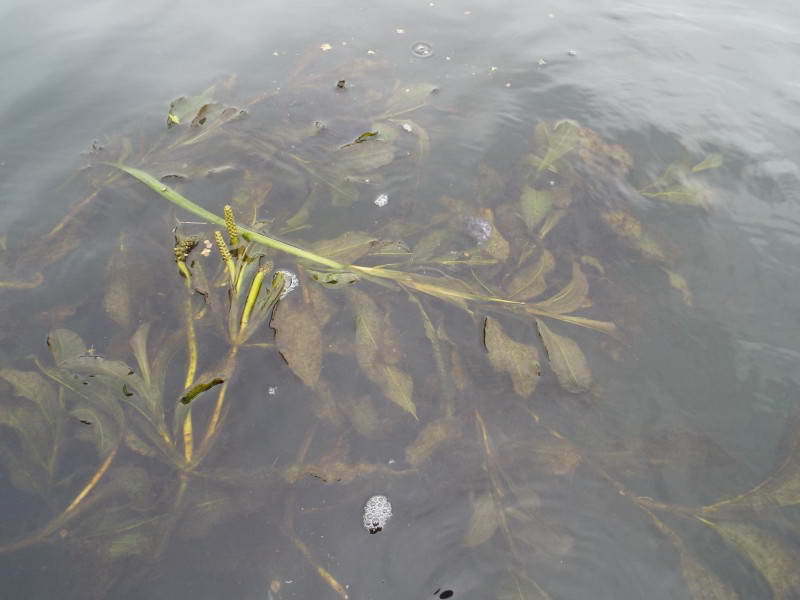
[72,405,120,456]
[531,120,579,175]
[272,295,325,389]
[519,186,553,231]
[308,269,360,288]
[463,492,499,547]
[0,368,60,423]
[496,570,552,600]
[536,320,591,393]
[529,262,589,314]
[663,268,693,306]
[484,317,540,398]
[348,288,417,419]
[505,250,555,300]
[692,153,723,173]
[311,231,378,264]
[381,82,439,118]
[405,417,462,467]
[333,140,395,173]
[706,520,800,599]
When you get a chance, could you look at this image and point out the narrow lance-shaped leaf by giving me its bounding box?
[536,319,592,393]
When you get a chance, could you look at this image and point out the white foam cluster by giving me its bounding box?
[363,494,392,534]
[276,269,299,299]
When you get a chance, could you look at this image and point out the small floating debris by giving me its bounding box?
[374,193,389,207]
[396,28,406,34]
[401,123,413,133]
[363,495,392,534]
[537,58,547,66]
[319,43,332,52]
[336,79,346,89]
[276,269,299,299]
[411,41,434,58]
[567,49,577,56]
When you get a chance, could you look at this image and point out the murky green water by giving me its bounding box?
[2,1,800,599]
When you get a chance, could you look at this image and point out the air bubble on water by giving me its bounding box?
[276,269,298,298]
[363,494,392,534]
[411,41,434,58]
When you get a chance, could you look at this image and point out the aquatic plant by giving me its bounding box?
[3,59,796,600]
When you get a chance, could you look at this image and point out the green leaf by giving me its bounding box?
[529,262,589,314]
[0,442,47,496]
[519,186,553,231]
[333,140,395,173]
[271,294,325,389]
[484,317,540,398]
[692,153,723,173]
[0,403,53,470]
[531,120,579,175]
[536,319,592,393]
[71,405,120,456]
[179,377,225,405]
[505,250,555,300]
[342,131,378,147]
[463,492,499,547]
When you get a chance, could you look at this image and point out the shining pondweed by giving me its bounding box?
[4,67,797,600]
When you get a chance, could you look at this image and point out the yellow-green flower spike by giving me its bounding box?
[214,230,236,283]
[224,205,239,248]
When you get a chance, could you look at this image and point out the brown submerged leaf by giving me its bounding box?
[536,319,591,393]
[704,520,800,599]
[348,288,417,418]
[505,249,555,300]
[405,417,462,467]
[496,569,553,600]
[272,295,325,388]
[464,492,499,547]
[529,262,589,314]
[519,186,553,231]
[311,231,378,264]
[484,317,540,398]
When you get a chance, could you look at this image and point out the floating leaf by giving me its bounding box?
[692,153,723,173]
[529,262,589,314]
[272,295,325,389]
[706,520,800,599]
[505,250,555,300]
[464,492,499,547]
[519,186,553,231]
[536,319,591,393]
[484,317,540,398]
[405,417,462,467]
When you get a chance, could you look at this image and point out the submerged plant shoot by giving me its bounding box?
[1,51,797,600]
